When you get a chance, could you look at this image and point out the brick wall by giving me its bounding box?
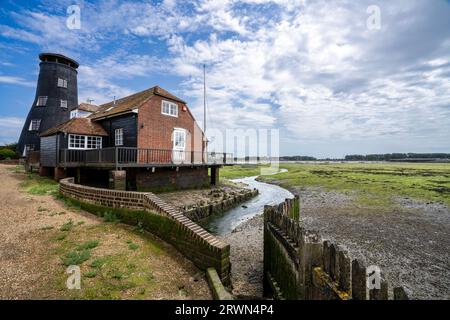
[59,178,231,283]
[137,95,204,153]
[136,167,209,191]
[263,197,409,300]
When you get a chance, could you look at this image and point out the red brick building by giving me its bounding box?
[39,86,229,191]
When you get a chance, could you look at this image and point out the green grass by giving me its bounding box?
[76,240,99,251]
[90,257,108,268]
[60,219,74,232]
[223,163,450,207]
[19,173,59,195]
[128,242,139,251]
[84,271,97,278]
[220,164,269,179]
[103,211,119,223]
[7,165,25,173]
[265,163,450,207]
[61,250,91,266]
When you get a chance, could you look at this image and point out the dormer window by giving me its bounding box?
[57,78,68,88]
[161,100,178,117]
[60,100,68,109]
[29,119,41,131]
[36,96,48,106]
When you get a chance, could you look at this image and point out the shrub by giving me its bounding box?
[0,148,17,160]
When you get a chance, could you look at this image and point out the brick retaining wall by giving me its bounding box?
[60,177,231,284]
[263,197,409,300]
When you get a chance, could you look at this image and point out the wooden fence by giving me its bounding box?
[263,196,409,300]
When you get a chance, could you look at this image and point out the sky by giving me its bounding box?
[0,0,449,158]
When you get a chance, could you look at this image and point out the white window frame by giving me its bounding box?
[86,136,102,149]
[161,100,178,117]
[29,119,41,131]
[68,134,102,150]
[57,78,68,88]
[23,144,34,157]
[173,128,186,150]
[36,96,48,106]
[115,128,123,146]
[70,110,77,119]
[60,99,68,109]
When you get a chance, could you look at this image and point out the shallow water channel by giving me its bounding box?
[200,171,293,236]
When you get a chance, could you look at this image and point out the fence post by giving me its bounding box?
[337,246,351,292]
[393,287,409,300]
[115,147,118,170]
[351,259,367,300]
[322,241,331,275]
[369,276,389,300]
[329,244,338,281]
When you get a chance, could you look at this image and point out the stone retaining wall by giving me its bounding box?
[263,197,409,300]
[60,177,231,284]
[184,188,259,222]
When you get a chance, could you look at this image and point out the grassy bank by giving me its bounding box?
[4,165,210,299]
[220,164,270,179]
[223,163,450,207]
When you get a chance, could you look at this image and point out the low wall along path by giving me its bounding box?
[59,177,231,284]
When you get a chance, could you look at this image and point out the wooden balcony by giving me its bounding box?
[58,147,233,169]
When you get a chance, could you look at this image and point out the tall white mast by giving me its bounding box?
[203,64,206,136]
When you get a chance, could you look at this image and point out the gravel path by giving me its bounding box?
[224,186,450,299]
[0,165,211,299]
[221,216,264,298]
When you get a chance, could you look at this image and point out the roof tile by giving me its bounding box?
[89,86,186,120]
[40,118,108,137]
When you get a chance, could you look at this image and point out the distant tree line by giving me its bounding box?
[344,153,450,161]
[280,153,450,162]
[280,156,318,161]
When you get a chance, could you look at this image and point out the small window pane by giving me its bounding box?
[69,135,85,149]
[29,119,41,131]
[60,100,68,108]
[87,136,101,149]
[162,100,178,117]
[58,78,67,88]
[37,96,48,106]
[115,128,123,146]
[174,130,185,149]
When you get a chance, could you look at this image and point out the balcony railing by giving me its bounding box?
[58,147,233,167]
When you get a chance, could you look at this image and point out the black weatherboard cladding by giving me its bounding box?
[17,53,79,155]
[98,113,138,147]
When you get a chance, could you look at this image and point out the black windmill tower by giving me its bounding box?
[17,53,79,156]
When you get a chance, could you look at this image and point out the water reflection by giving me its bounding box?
[200,172,293,235]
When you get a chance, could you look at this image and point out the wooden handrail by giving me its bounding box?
[58,147,233,166]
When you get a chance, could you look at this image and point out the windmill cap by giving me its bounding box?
[39,53,79,69]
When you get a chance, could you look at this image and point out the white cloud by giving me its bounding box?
[2,0,450,156]
[162,0,450,156]
[0,117,25,144]
[0,76,34,87]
